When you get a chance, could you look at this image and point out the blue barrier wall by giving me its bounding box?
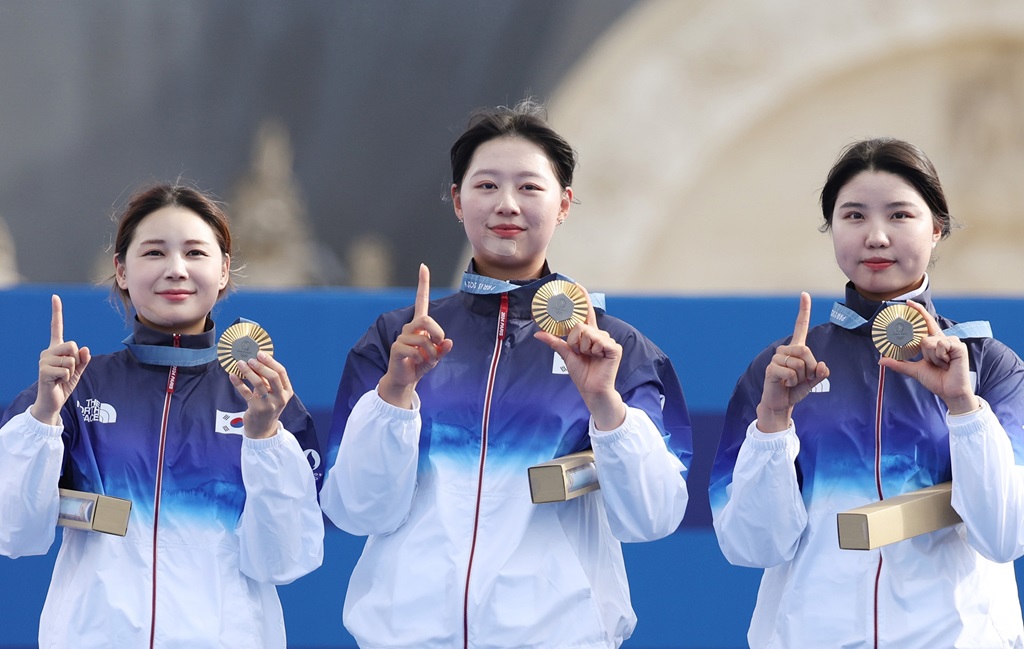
[1,286,1023,648]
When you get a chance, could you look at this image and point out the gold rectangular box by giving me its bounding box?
[57,488,132,537]
[528,450,600,504]
[837,482,961,550]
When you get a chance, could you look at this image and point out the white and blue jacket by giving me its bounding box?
[320,267,691,649]
[710,283,1024,648]
[0,319,324,649]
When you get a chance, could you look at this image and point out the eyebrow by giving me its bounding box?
[468,169,548,180]
[838,201,920,210]
[137,238,216,246]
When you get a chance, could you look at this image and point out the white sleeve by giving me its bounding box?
[949,397,1024,563]
[712,420,807,568]
[237,424,325,585]
[590,406,688,542]
[0,408,64,558]
[319,388,421,536]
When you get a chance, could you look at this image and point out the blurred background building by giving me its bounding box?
[1,0,1022,295]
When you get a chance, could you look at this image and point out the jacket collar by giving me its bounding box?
[123,317,219,366]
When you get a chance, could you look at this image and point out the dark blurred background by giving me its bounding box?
[0,0,634,287]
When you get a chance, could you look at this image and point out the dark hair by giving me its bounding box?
[819,137,952,238]
[112,183,234,309]
[450,99,577,191]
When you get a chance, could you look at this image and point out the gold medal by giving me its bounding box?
[872,304,927,360]
[532,280,588,337]
[218,320,274,376]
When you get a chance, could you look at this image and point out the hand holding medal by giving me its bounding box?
[220,318,294,438]
[532,279,626,430]
[877,300,980,415]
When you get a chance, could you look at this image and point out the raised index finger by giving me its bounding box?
[414,263,431,320]
[791,291,811,346]
[50,294,64,346]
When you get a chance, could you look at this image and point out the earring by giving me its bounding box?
[458,219,464,225]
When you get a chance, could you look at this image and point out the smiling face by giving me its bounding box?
[831,170,942,301]
[452,136,571,280]
[114,205,230,335]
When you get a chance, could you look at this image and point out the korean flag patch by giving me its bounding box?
[216,410,247,435]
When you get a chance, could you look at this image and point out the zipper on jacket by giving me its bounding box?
[874,365,885,501]
[150,334,179,649]
[873,554,883,649]
[463,293,508,649]
[872,364,885,649]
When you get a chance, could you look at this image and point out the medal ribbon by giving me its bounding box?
[829,302,991,339]
[460,272,606,312]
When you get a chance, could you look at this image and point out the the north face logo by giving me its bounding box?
[77,398,117,423]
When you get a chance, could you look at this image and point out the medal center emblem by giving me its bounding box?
[886,318,914,347]
[231,336,259,363]
[546,293,576,322]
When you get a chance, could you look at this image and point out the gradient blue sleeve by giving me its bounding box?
[709,343,808,567]
[319,314,422,535]
[590,327,691,540]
